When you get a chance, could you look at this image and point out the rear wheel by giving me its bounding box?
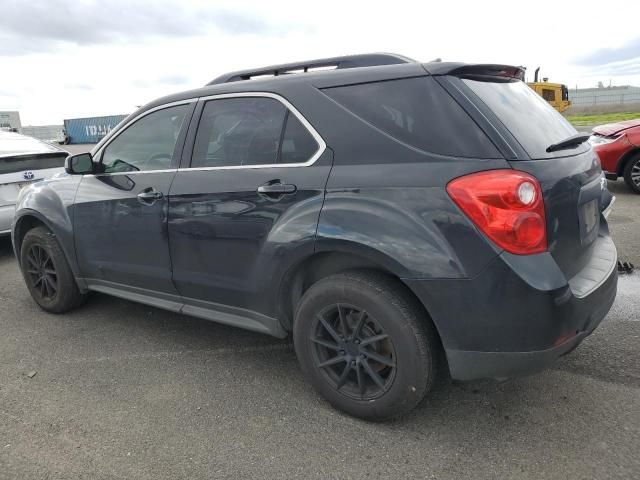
[293,271,439,420]
[623,154,640,194]
[20,226,86,313]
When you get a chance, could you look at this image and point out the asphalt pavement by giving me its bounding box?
[0,169,638,479]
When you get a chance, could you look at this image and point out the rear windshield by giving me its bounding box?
[323,77,501,158]
[462,79,584,159]
[0,153,66,174]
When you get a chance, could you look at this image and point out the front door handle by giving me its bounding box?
[257,183,297,195]
[137,188,163,204]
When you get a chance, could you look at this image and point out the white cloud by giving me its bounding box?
[1,0,640,124]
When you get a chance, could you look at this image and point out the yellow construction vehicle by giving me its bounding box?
[527,67,571,113]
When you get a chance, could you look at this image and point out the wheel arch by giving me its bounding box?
[276,247,443,343]
[617,147,640,176]
[13,211,51,258]
[13,211,84,288]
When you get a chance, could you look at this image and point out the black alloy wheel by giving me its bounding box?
[294,271,440,420]
[310,304,396,400]
[20,226,86,313]
[24,244,58,301]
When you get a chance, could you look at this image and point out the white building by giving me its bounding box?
[0,111,22,131]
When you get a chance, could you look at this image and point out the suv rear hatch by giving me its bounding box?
[460,76,607,280]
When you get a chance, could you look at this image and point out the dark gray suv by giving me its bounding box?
[12,54,617,420]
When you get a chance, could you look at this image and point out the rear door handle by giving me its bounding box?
[257,183,297,195]
[137,188,163,204]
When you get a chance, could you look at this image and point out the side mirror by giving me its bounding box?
[65,153,94,175]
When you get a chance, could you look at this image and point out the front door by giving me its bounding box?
[168,95,331,318]
[73,102,194,297]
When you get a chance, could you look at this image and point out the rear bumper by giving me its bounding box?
[444,272,615,380]
[446,330,591,380]
[406,234,617,380]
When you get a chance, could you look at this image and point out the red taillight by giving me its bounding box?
[446,170,547,255]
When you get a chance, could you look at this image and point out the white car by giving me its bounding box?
[0,130,67,235]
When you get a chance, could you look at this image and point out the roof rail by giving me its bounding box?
[207,53,415,85]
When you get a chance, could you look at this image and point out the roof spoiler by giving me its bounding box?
[445,64,525,81]
[207,53,415,85]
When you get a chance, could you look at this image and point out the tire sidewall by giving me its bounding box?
[624,156,640,194]
[293,276,431,419]
[20,227,79,312]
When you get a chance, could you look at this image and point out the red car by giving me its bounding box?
[590,118,640,193]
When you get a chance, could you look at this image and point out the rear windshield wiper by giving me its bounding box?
[546,133,591,153]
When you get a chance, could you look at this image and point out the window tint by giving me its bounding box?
[101,105,188,173]
[324,77,500,158]
[280,113,319,164]
[192,98,286,168]
[0,154,66,174]
[462,78,581,159]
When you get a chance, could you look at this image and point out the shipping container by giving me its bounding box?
[64,114,128,144]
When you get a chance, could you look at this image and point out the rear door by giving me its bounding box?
[457,76,605,278]
[73,102,194,297]
[168,93,331,318]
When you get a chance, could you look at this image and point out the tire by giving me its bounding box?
[20,226,86,313]
[293,271,440,420]
[623,154,640,194]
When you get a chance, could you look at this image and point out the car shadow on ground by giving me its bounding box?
[19,278,607,424]
[0,235,14,258]
[50,290,632,448]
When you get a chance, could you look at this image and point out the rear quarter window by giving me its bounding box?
[323,76,501,159]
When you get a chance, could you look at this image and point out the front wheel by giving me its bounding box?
[623,154,640,194]
[20,226,86,313]
[293,271,440,420]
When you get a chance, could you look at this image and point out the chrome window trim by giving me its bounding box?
[88,92,326,176]
[84,168,177,178]
[178,92,326,171]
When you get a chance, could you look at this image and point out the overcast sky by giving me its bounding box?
[1,0,640,125]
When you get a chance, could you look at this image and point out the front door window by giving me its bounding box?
[101,105,188,173]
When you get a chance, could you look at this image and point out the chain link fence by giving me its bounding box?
[568,86,640,113]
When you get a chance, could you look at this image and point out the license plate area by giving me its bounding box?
[580,199,598,244]
[578,178,602,246]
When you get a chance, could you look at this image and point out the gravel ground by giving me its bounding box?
[0,155,638,479]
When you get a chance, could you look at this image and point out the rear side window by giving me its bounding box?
[191,97,319,168]
[324,77,500,158]
[193,98,286,168]
[280,113,318,164]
